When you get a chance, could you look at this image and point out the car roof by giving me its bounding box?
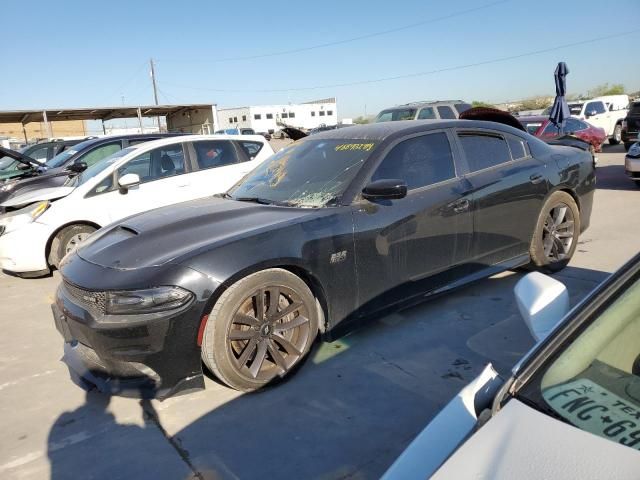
[518,116,548,122]
[305,119,528,142]
[122,133,267,152]
[379,100,466,111]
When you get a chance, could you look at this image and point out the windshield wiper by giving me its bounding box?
[233,196,295,207]
[233,196,277,205]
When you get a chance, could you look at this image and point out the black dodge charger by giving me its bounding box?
[52,119,595,398]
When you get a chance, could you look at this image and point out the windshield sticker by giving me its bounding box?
[543,378,640,450]
[334,143,375,152]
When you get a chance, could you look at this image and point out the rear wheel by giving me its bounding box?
[201,268,319,391]
[49,224,97,269]
[609,124,622,145]
[528,191,580,273]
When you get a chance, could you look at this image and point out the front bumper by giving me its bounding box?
[0,221,52,273]
[53,258,219,399]
[625,155,640,178]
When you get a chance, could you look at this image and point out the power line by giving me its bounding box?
[161,28,640,94]
[164,0,511,63]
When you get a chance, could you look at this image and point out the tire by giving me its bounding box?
[609,124,622,145]
[201,268,319,391]
[49,224,97,269]
[528,191,580,273]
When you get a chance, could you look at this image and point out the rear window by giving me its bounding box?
[458,133,511,172]
[568,104,584,115]
[375,108,417,122]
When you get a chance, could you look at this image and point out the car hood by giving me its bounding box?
[1,185,75,208]
[77,197,314,270]
[431,399,640,479]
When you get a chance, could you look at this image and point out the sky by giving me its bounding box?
[1,0,639,121]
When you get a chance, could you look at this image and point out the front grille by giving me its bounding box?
[63,281,106,315]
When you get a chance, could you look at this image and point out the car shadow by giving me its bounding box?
[595,164,638,191]
[46,265,608,479]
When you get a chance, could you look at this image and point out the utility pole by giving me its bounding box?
[150,58,161,131]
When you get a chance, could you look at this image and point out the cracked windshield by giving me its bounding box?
[230,139,377,207]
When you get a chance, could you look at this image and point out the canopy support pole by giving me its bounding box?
[42,110,52,139]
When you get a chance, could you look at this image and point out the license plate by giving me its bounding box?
[544,378,640,450]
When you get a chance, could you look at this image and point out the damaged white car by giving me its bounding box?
[384,253,640,479]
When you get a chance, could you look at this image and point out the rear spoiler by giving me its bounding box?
[544,135,591,151]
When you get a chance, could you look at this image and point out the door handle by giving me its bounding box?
[450,199,470,213]
[529,174,544,184]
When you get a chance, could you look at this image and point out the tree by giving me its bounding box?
[471,101,494,108]
[587,83,625,97]
[353,116,371,124]
[519,96,553,111]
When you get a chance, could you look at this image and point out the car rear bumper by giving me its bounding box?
[622,130,639,143]
[52,261,218,399]
[0,221,51,273]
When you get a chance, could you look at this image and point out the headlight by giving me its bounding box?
[0,180,19,192]
[0,201,50,235]
[105,286,193,315]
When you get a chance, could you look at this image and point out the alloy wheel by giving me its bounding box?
[227,286,312,380]
[542,203,575,262]
[65,233,91,255]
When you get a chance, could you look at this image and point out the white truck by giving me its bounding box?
[567,94,629,145]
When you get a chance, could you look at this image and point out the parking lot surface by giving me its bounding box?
[0,145,636,480]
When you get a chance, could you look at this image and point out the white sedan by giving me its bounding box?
[384,253,640,479]
[0,134,273,276]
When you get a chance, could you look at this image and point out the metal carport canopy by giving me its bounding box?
[0,104,215,124]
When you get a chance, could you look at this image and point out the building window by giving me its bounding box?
[289,112,295,118]
[233,117,238,123]
[282,113,288,118]
[327,110,333,116]
[254,114,261,120]
[242,115,247,121]
[319,111,325,116]
[311,112,316,117]
[229,119,233,124]
[266,113,273,119]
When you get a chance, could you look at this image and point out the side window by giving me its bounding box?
[543,122,560,134]
[192,140,239,170]
[458,133,511,172]
[507,136,529,160]
[117,144,185,183]
[29,145,50,161]
[437,106,456,119]
[238,141,264,160]
[79,142,121,167]
[371,132,456,190]
[417,107,436,120]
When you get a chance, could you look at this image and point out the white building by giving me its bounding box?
[217,98,338,133]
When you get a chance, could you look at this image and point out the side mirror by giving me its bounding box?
[362,179,407,201]
[514,272,570,342]
[66,161,88,173]
[585,110,597,118]
[16,163,32,171]
[118,173,140,194]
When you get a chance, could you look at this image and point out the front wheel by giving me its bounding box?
[201,268,319,391]
[609,124,622,145]
[49,224,97,269]
[528,191,580,273]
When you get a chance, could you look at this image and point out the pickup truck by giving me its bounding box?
[566,97,628,145]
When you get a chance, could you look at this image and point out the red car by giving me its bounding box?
[519,115,606,152]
